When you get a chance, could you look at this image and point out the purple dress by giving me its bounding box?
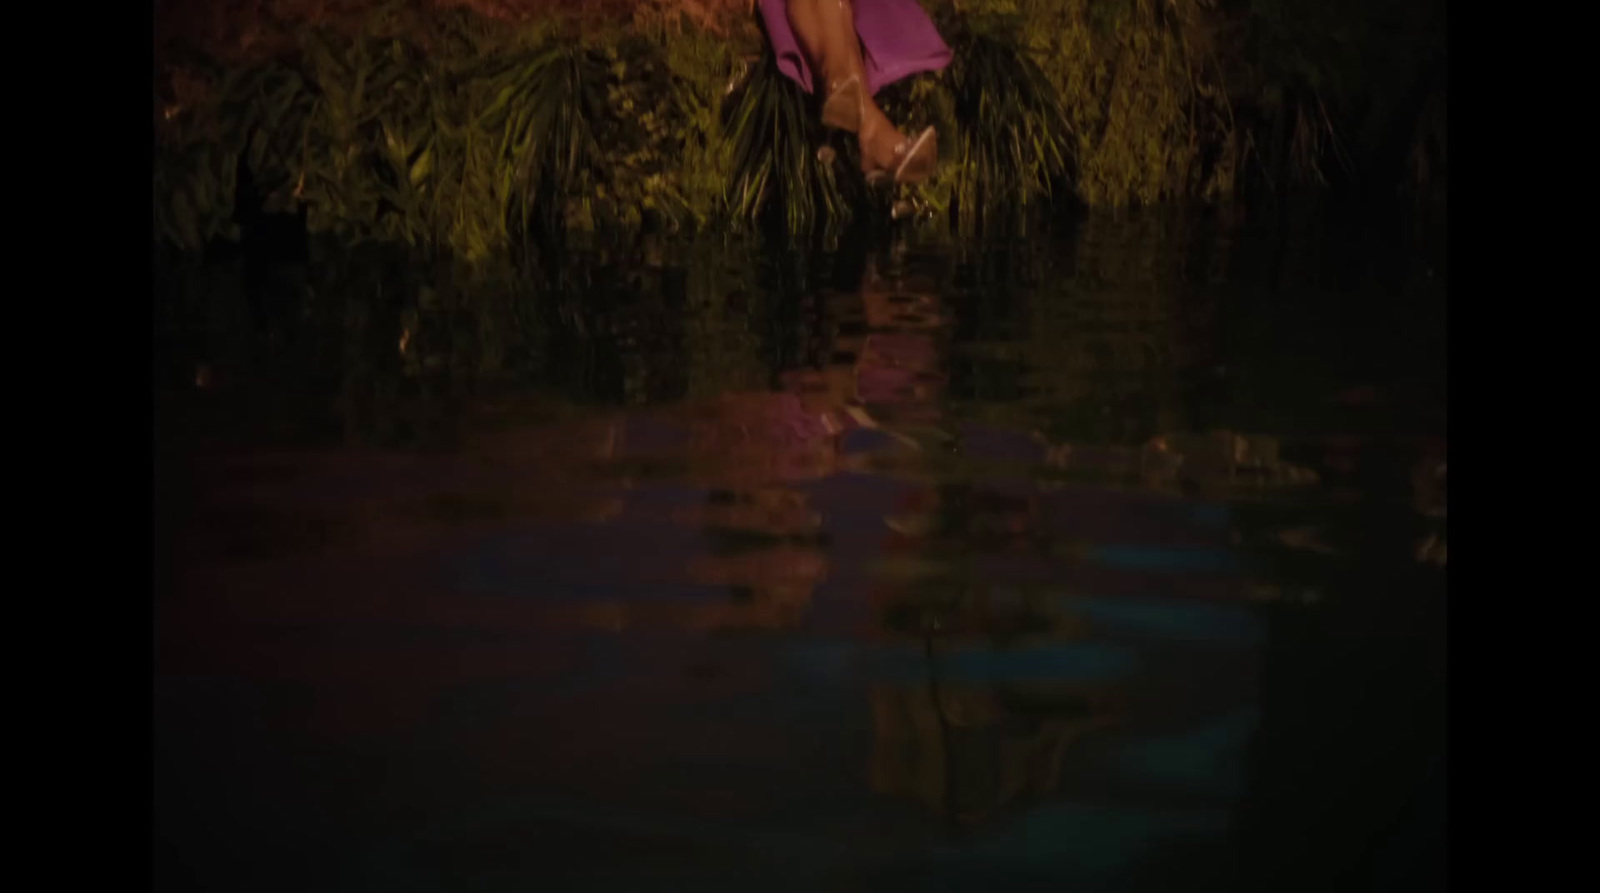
[759,0,953,95]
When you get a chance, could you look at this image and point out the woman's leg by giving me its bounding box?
[784,0,859,91]
[786,0,910,173]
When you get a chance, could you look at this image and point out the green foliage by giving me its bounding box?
[1233,0,1446,194]
[661,27,744,228]
[297,30,441,247]
[154,6,765,257]
[480,42,607,238]
[154,140,235,252]
[881,0,1230,221]
[938,11,1074,230]
[721,51,860,236]
[153,56,312,250]
[152,0,1444,257]
[1002,0,1229,207]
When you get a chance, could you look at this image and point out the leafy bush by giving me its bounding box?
[152,0,1444,254]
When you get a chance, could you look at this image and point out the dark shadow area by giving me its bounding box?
[153,190,1444,891]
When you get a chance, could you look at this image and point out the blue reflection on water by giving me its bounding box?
[776,639,1140,685]
[1063,595,1262,644]
[1089,545,1240,573]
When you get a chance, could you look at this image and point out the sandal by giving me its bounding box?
[821,74,866,133]
[858,123,901,187]
[862,127,939,187]
[892,127,938,185]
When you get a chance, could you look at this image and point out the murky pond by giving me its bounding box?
[153,207,1445,892]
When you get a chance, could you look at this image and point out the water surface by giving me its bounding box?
[153,209,1446,892]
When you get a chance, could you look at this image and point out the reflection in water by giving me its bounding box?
[1411,443,1447,567]
[154,212,1445,890]
[584,258,967,636]
[871,682,1114,826]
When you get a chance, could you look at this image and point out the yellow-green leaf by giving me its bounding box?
[410,145,433,185]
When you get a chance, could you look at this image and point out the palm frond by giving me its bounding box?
[942,15,1075,232]
[721,52,858,236]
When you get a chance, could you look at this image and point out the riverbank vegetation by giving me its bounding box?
[153,0,1446,256]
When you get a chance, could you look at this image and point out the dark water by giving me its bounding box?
[153,207,1446,892]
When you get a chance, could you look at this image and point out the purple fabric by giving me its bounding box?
[759,0,953,96]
